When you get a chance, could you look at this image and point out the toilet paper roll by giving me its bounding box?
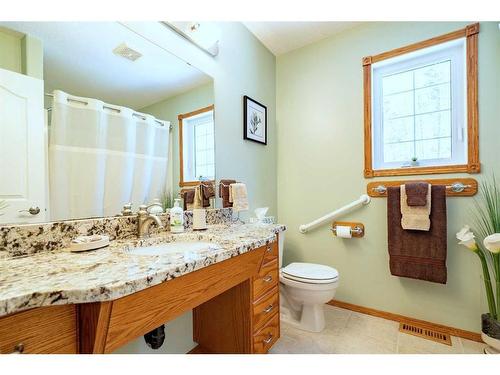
[335,225,352,238]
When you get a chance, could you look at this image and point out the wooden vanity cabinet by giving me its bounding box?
[0,305,78,354]
[193,235,280,354]
[0,233,281,354]
[250,239,280,353]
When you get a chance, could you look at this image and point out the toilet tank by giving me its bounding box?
[278,231,285,268]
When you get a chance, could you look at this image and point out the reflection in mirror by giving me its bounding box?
[0,22,215,225]
[179,105,215,187]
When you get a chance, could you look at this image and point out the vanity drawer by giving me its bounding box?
[253,258,278,300]
[0,305,78,354]
[252,313,280,354]
[262,241,278,264]
[253,286,279,332]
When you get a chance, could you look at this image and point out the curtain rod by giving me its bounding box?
[45,93,171,130]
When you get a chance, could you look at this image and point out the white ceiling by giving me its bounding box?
[0,22,212,110]
[244,22,360,56]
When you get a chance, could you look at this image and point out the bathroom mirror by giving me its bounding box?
[0,22,215,225]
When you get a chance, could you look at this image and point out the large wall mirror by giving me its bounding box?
[0,22,215,225]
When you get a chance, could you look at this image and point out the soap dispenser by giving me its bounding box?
[170,198,184,233]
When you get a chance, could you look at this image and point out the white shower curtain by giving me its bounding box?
[49,90,170,220]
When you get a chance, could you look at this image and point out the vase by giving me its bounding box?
[481,313,500,354]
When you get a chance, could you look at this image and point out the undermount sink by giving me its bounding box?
[127,241,221,256]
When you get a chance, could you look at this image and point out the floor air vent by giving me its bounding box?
[399,322,452,346]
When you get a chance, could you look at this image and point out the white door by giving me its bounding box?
[0,68,47,224]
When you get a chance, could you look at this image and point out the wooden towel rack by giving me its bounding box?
[366,178,478,198]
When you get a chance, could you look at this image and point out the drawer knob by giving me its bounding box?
[263,275,273,283]
[266,245,272,252]
[12,343,24,354]
[264,304,274,313]
[263,334,273,344]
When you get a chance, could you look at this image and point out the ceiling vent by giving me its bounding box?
[113,43,142,62]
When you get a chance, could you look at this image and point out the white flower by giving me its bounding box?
[484,233,500,254]
[456,225,478,251]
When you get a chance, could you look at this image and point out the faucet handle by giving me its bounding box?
[138,205,148,215]
[121,203,133,216]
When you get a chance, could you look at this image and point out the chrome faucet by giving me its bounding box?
[137,205,164,238]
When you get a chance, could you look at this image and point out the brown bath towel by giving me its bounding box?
[219,179,236,208]
[387,185,447,284]
[405,182,430,206]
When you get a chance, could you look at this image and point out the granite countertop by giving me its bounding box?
[0,223,285,318]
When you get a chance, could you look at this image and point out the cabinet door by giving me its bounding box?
[0,68,47,224]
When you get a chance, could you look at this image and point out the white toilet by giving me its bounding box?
[278,233,339,333]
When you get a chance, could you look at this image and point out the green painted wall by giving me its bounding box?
[276,22,500,332]
[140,82,214,198]
[0,27,43,79]
[0,28,23,73]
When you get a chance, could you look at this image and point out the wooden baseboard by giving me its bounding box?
[328,300,482,343]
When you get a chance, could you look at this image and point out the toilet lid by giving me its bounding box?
[281,262,339,283]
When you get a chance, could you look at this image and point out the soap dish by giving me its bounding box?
[70,235,110,252]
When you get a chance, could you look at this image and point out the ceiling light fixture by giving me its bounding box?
[162,22,220,57]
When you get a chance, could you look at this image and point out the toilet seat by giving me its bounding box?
[281,262,339,284]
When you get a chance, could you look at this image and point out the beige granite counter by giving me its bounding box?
[0,223,285,318]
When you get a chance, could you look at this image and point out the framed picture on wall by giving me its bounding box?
[243,95,267,145]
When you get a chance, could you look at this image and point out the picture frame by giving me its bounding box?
[243,95,267,145]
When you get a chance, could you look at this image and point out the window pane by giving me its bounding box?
[414,61,450,89]
[415,137,451,160]
[415,82,450,114]
[384,141,414,163]
[382,70,413,95]
[415,110,451,140]
[383,117,414,143]
[383,91,414,120]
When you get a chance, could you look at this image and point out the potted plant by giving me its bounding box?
[456,176,500,354]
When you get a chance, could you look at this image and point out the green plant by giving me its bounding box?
[457,175,500,321]
[160,188,174,211]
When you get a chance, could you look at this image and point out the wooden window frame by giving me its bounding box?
[178,104,215,187]
[363,23,480,178]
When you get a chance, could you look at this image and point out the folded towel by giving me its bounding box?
[230,183,249,212]
[219,179,236,208]
[387,185,447,284]
[405,182,429,206]
[182,189,195,211]
[400,184,431,231]
[193,186,203,209]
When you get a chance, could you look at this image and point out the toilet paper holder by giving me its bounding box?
[331,221,365,238]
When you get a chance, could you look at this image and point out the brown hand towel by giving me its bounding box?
[405,182,430,206]
[387,185,447,284]
[219,179,236,208]
[182,189,195,211]
[201,182,215,208]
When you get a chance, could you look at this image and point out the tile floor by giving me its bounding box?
[270,305,486,354]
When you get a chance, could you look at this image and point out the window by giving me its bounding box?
[363,23,479,178]
[179,105,215,186]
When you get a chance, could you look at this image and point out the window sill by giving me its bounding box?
[179,180,215,187]
[365,163,480,178]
